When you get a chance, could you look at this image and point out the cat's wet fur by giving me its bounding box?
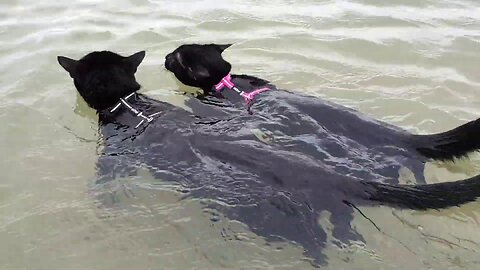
[166,43,480,169]
[60,50,480,267]
[58,51,145,110]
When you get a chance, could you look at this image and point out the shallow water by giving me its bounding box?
[1,0,480,269]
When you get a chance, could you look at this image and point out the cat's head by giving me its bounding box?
[58,50,145,110]
[164,44,232,91]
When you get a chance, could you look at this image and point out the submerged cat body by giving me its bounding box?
[166,44,480,184]
[59,50,480,266]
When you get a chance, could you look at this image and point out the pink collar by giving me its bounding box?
[214,73,270,104]
[214,73,235,91]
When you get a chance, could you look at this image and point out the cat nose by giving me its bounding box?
[165,53,174,70]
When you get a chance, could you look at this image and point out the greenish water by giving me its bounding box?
[1,0,480,269]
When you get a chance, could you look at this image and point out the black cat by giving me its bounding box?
[59,50,480,266]
[165,43,480,184]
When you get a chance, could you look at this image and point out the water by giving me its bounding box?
[1,0,480,269]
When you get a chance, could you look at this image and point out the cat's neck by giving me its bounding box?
[205,74,275,104]
[98,92,166,129]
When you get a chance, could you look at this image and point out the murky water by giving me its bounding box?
[1,0,480,269]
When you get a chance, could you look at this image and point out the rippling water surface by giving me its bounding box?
[1,0,480,269]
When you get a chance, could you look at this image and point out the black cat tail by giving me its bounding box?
[358,174,480,210]
[412,118,480,160]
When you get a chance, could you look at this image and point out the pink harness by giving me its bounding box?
[214,73,270,104]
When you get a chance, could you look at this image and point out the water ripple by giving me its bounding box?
[2,0,480,269]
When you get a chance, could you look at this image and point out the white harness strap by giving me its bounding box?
[110,92,161,129]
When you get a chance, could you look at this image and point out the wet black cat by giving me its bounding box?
[59,50,480,266]
[165,43,480,183]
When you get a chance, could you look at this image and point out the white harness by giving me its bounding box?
[110,92,161,129]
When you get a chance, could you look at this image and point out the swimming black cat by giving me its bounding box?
[59,50,480,266]
[165,43,480,184]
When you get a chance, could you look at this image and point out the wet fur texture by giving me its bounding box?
[59,50,480,266]
[166,44,480,170]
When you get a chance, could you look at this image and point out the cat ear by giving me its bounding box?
[57,56,78,78]
[124,51,146,72]
[213,44,232,53]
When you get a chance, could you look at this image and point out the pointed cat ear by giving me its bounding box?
[124,51,146,71]
[213,44,232,53]
[57,56,78,77]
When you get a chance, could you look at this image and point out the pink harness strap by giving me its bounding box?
[214,73,235,91]
[214,73,270,104]
[240,87,270,104]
